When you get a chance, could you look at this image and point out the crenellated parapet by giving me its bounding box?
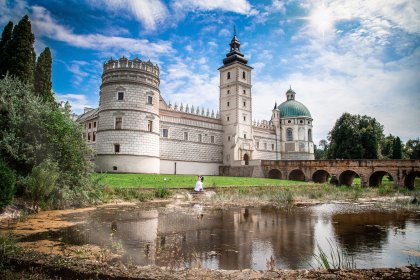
[102,57,160,89]
[166,101,220,119]
[252,119,275,130]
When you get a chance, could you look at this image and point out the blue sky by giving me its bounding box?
[1,0,419,144]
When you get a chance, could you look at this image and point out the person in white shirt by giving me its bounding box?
[194,175,203,192]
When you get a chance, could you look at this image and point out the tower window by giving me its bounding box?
[242,71,246,79]
[184,132,188,140]
[93,121,96,128]
[308,129,312,142]
[88,123,91,129]
[243,101,246,107]
[227,72,230,79]
[243,90,246,94]
[147,120,153,132]
[93,131,96,142]
[227,102,230,107]
[228,136,231,141]
[272,144,274,150]
[300,120,303,124]
[162,128,168,138]
[211,136,215,143]
[256,142,259,149]
[114,144,120,153]
[117,92,124,101]
[243,116,246,121]
[198,134,202,142]
[115,117,122,130]
[287,128,293,141]
[264,143,267,150]
[244,134,247,139]
[227,90,230,94]
[147,96,153,105]
[227,116,230,121]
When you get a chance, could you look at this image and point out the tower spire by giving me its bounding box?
[222,27,248,65]
[234,25,236,36]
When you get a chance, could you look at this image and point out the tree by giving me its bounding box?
[405,138,420,159]
[380,134,395,159]
[4,15,35,85]
[315,139,329,159]
[327,113,384,159]
[392,136,402,159]
[0,21,14,78]
[34,47,53,102]
[0,158,16,210]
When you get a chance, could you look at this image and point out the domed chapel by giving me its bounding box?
[78,34,315,174]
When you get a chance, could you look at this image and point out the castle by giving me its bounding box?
[78,34,314,175]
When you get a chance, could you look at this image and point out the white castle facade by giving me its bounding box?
[78,34,314,175]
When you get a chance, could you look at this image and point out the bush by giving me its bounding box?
[154,186,170,198]
[25,159,59,209]
[0,159,16,209]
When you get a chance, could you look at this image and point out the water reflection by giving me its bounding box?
[19,204,420,270]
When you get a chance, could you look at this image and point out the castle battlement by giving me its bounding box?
[253,119,275,130]
[166,102,220,119]
[103,57,160,76]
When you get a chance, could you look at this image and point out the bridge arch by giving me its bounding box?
[289,169,305,181]
[268,169,282,179]
[369,171,394,187]
[404,171,420,190]
[338,170,360,186]
[312,170,330,183]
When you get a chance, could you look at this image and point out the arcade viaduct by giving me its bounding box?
[219,160,420,188]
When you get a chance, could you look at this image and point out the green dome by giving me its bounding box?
[277,99,311,118]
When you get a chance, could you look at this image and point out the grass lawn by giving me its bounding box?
[94,173,308,188]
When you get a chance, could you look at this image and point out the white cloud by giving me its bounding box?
[172,0,256,15]
[87,0,168,31]
[0,0,28,25]
[55,93,92,112]
[31,6,174,58]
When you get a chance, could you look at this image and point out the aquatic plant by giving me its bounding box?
[312,239,356,270]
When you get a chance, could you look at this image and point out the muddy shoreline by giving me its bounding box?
[1,192,420,279]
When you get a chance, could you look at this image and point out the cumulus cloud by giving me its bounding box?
[31,6,174,58]
[87,0,168,31]
[55,93,92,112]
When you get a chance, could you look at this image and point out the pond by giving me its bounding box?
[18,203,420,270]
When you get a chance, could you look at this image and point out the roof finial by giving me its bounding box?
[234,25,236,36]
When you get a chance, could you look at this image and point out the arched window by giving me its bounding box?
[242,71,246,79]
[227,72,231,79]
[287,128,293,141]
[243,154,249,165]
[308,129,312,142]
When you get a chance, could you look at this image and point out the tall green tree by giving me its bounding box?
[327,113,384,159]
[35,47,53,102]
[0,21,14,78]
[5,15,35,86]
[380,134,395,159]
[392,136,402,159]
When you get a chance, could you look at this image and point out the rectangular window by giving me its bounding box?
[243,90,246,94]
[184,132,188,140]
[87,132,91,141]
[162,128,168,138]
[211,136,215,143]
[114,144,120,153]
[272,144,274,150]
[227,102,230,107]
[264,143,267,150]
[93,131,96,142]
[93,121,96,128]
[227,90,230,94]
[198,134,202,142]
[88,123,91,129]
[147,96,153,105]
[227,116,230,121]
[243,101,246,107]
[115,117,122,130]
[243,116,246,121]
[244,134,247,139]
[147,120,153,132]
[228,136,231,141]
[117,92,124,101]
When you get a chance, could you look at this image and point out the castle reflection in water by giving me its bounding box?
[55,204,419,270]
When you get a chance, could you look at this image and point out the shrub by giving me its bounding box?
[25,159,59,209]
[0,159,16,209]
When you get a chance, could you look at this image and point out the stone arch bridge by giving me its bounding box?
[219,160,420,188]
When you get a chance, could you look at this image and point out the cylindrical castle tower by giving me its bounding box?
[95,57,160,173]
